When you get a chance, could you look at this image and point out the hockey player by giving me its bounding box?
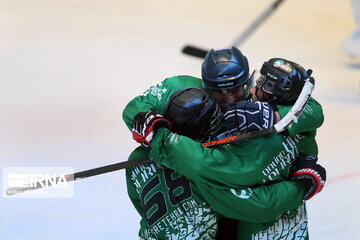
[227,57,322,156]
[221,58,324,239]
[123,47,324,239]
[200,47,251,106]
[127,87,325,239]
[131,58,325,239]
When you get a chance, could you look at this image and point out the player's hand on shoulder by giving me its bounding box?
[132,110,171,147]
[290,153,326,200]
[224,101,276,135]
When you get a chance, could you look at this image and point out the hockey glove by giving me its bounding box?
[132,110,171,147]
[290,153,326,200]
[224,101,276,135]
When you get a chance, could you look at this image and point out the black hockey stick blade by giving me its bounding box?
[182,45,208,58]
[182,0,286,59]
[6,158,151,196]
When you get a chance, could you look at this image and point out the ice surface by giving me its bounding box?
[0,0,359,239]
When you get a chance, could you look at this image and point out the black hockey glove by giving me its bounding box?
[224,101,276,135]
[290,153,326,200]
[132,110,171,147]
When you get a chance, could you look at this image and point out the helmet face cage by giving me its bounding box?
[256,74,274,94]
[205,103,223,142]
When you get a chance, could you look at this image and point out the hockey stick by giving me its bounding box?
[5,158,151,196]
[202,77,315,147]
[6,76,313,195]
[182,0,285,58]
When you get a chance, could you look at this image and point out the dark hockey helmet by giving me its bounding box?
[164,87,222,142]
[201,47,250,93]
[258,58,312,105]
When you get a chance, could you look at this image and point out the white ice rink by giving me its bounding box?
[1,0,360,239]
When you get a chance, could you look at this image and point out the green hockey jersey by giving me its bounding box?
[123,75,324,239]
[127,146,306,239]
